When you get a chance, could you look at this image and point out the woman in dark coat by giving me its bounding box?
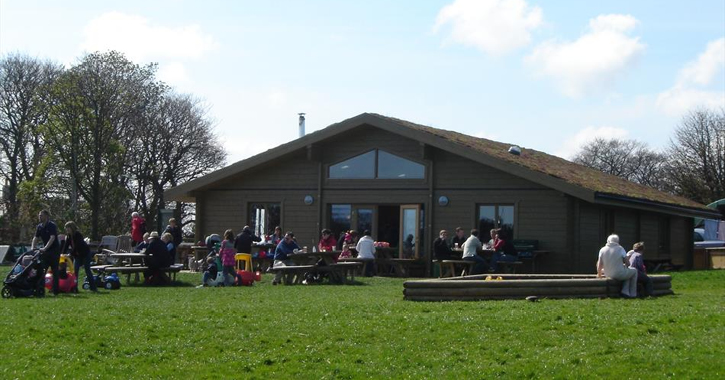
[62,221,97,292]
[144,232,171,285]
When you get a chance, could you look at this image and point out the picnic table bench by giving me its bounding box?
[269,262,363,285]
[269,265,316,285]
[94,264,183,284]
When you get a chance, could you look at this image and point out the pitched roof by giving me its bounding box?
[166,112,717,217]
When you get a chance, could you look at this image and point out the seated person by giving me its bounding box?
[485,229,497,249]
[162,232,177,265]
[317,229,337,253]
[272,232,302,285]
[462,229,488,274]
[597,234,638,298]
[450,227,467,250]
[143,232,171,285]
[490,229,518,272]
[134,232,150,252]
[355,230,376,277]
[627,242,654,297]
[199,256,220,287]
[433,230,455,260]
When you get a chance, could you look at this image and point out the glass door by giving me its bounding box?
[352,205,375,237]
[399,204,421,259]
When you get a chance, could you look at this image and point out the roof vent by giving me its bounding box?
[508,146,521,156]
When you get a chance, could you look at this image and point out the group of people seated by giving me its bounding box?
[433,227,518,274]
[597,234,654,298]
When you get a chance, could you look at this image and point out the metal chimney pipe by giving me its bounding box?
[298,113,306,138]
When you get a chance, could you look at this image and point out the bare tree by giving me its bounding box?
[0,53,63,241]
[129,92,226,232]
[664,109,725,204]
[572,137,666,189]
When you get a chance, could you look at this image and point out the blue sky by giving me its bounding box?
[1,0,723,163]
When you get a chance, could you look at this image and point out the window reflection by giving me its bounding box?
[328,149,425,179]
[329,151,375,179]
[377,150,425,179]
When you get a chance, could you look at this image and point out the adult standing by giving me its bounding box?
[32,210,61,295]
[627,242,654,297]
[356,230,376,277]
[234,225,262,253]
[131,212,146,245]
[62,221,97,292]
[462,229,488,274]
[433,230,455,260]
[272,232,302,285]
[597,234,638,298]
[164,218,183,249]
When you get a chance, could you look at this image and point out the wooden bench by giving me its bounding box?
[269,265,315,285]
[439,260,476,277]
[337,258,369,276]
[98,264,183,284]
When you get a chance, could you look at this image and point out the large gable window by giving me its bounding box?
[328,149,425,179]
[329,150,375,179]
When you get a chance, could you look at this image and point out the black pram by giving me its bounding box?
[2,250,46,298]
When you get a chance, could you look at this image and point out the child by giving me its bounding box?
[219,229,237,286]
[199,256,219,287]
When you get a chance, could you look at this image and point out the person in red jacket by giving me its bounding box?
[131,212,146,245]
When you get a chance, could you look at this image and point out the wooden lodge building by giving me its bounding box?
[165,113,719,274]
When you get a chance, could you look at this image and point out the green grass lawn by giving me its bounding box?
[0,269,723,379]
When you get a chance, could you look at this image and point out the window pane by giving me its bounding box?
[498,205,514,238]
[356,208,373,235]
[330,204,352,238]
[402,208,417,258]
[249,203,280,237]
[329,151,375,179]
[478,205,496,238]
[377,150,425,179]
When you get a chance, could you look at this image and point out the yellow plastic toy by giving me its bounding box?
[234,253,252,271]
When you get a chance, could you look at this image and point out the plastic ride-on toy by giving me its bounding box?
[83,273,121,290]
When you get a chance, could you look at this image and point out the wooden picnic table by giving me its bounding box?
[271,250,361,284]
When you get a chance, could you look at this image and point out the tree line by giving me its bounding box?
[572,108,725,206]
[0,51,226,242]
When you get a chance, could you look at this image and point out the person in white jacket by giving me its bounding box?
[597,234,638,298]
[355,230,376,277]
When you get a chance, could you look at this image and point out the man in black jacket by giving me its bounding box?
[433,230,455,260]
[234,226,261,253]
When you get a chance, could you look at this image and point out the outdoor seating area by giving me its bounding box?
[403,273,674,301]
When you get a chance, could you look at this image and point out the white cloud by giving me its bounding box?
[677,38,725,87]
[79,11,218,62]
[656,38,725,116]
[555,125,629,159]
[157,62,189,85]
[526,14,644,98]
[433,0,543,56]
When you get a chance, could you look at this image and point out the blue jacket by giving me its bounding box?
[274,240,299,261]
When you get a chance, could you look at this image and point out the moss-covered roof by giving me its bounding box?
[371,113,709,211]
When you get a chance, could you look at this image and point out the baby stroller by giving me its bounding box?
[2,249,46,298]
